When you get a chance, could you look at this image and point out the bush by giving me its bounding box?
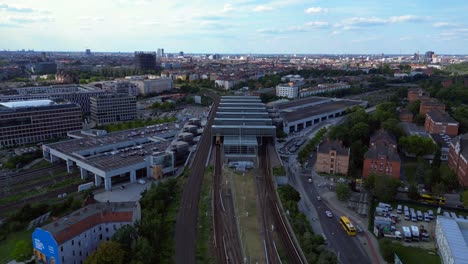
[336,182,351,201]
[379,238,397,262]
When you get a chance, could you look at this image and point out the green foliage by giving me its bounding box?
[12,240,31,262]
[3,150,42,169]
[408,100,421,116]
[278,185,336,263]
[440,165,459,190]
[381,118,405,139]
[85,241,125,264]
[150,101,176,111]
[336,182,351,201]
[399,135,437,157]
[365,174,401,202]
[453,105,468,134]
[272,166,286,176]
[99,117,177,132]
[276,129,288,138]
[408,184,420,200]
[432,182,447,198]
[379,238,398,262]
[297,127,327,164]
[462,191,468,207]
[413,113,426,126]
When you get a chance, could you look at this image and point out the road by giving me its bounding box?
[282,121,372,264]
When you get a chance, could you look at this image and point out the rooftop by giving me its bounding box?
[276,96,329,110]
[40,201,139,244]
[280,100,361,123]
[318,139,349,156]
[45,123,180,171]
[437,216,468,264]
[0,99,55,108]
[427,109,458,124]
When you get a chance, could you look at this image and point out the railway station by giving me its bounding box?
[42,123,181,191]
[269,96,368,134]
[212,96,276,165]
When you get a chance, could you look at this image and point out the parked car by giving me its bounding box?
[317,196,322,201]
[138,179,146,185]
[325,211,333,218]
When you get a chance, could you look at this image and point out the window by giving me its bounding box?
[105,227,109,232]
[71,240,74,246]
[99,234,103,240]
[78,241,81,247]
[61,246,63,252]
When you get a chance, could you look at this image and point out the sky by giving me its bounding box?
[0,0,467,54]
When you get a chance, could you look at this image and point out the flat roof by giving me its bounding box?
[437,216,468,264]
[45,123,180,171]
[281,100,361,123]
[276,97,330,110]
[0,99,55,108]
[224,135,258,146]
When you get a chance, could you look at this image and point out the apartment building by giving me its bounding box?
[448,133,468,186]
[315,139,350,175]
[127,77,173,95]
[424,109,459,136]
[0,99,82,147]
[419,100,445,115]
[32,202,140,264]
[407,88,430,102]
[90,94,137,126]
[363,130,401,179]
[276,82,299,99]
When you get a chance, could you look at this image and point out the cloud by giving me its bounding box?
[305,21,329,28]
[223,3,234,12]
[304,7,328,14]
[336,15,428,30]
[433,22,456,28]
[351,37,378,43]
[253,5,273,12]
[0,3,34,12]
[257,26,308,34]
[0,15,54,26]
[388,15,427,23]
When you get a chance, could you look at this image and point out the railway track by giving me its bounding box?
[0,163,65,187]
[259,142,305,264]
[213,144,243,264]
[175,97,220,264]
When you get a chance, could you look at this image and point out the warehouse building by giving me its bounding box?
[271,97,367,134]
[42,123,180,191]
[436,216,468,264]
[0,99,82,147]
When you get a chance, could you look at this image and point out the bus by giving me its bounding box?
[339,216,356,236]
[418,194,446,205]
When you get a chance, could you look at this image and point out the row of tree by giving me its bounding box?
[99,116,177,132]
[278,185,337,263]
[297,128,328,164]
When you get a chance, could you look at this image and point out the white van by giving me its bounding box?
[378,202,392,211]
[411,212,417,222]
[404,211,410,220]
[397,205,403,214]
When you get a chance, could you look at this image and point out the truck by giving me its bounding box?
[384,231,402,240]
[402,226,412,242]
[411,225,420,241]
[374,216,393,229]
[378,202,392,211]
[375,207,389,217]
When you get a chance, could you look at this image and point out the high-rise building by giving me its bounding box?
[134,52,156,71]
[90,94,137,125]
[0,99,82,147]
[179,51,184,56]
[85,49,92,56]
[157,48,164,58]
[425,51,435,59]
[32,202,141,264]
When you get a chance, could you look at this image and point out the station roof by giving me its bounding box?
[276,97,330,110]
[0,99,55,108]
[224,135,258,146]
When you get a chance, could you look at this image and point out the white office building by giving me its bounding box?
[276,83,299,99]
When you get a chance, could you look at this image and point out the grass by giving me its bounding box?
[29,159,51,169]
[227,168,264,262]
[0,228,33,264]
[393,243,440,264]
[196,167,215,264]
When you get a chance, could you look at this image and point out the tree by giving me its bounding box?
[379,238,397,262]
[381,118,405,139]
[350,122,370,143]
[336,182,351,201]
[278,185,301,202]
[408,100,421,115]
[441,168,459,190]
[462,191,468,208]
[317,250,338,264]
[85,241,125,264]
[399,135,437,157]
[112,225,138,252]
[371,174,401,202]
[12,240,31,262]
[408,184,420,200]
[432,182,447,198]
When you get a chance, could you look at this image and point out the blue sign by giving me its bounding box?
[32,228,59,264]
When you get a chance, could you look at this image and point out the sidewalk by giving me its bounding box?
[321,190,386,264]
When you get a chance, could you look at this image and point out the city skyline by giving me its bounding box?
[0,0,467,54]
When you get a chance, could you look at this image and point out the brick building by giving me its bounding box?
[419,100,445,115]
[407,88,430,103]
[363,130,401,179]
[315,139,350,175]
[424,109,459,137]
[448,134,468,186]
[399,108,413,123]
